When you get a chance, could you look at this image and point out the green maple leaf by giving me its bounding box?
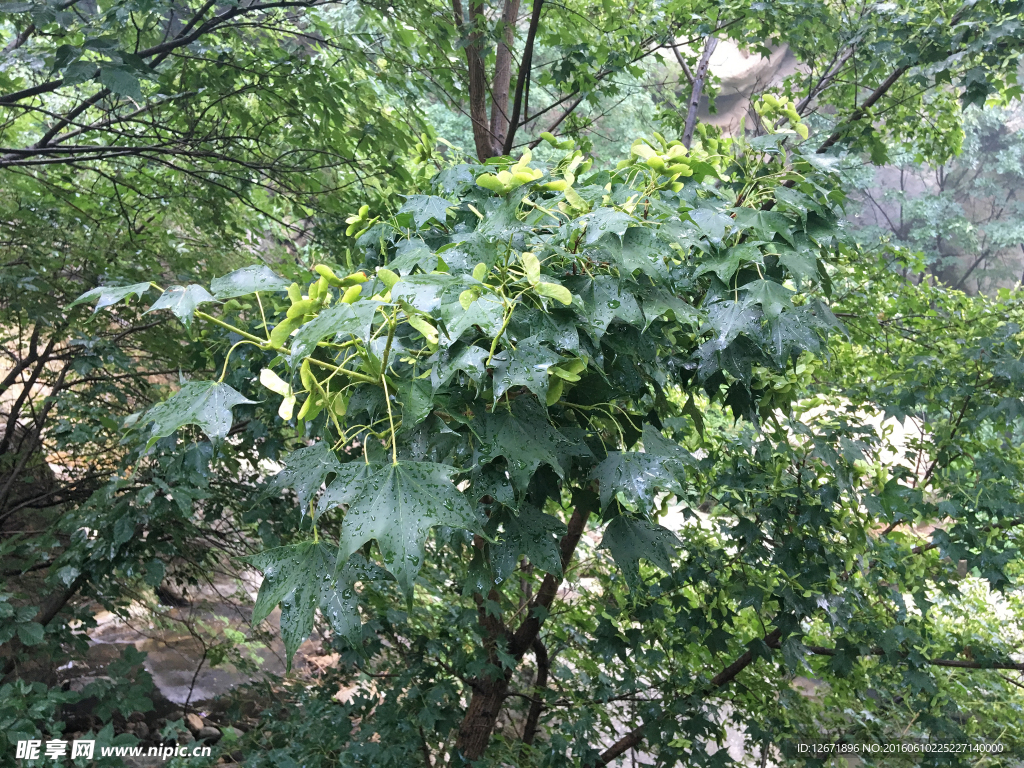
[592,425,693,511]
[136,381,253,447]
[570,275,643,342]
[289,301,378,362]
[702,300,759,351]
[687,208,734,243]
[325,461,479,595]
[597,226,668,279]
[432,344,490,389]
[488,504,566,579]
[743,279,794,319]
[638,285,699,329]
[599,516,681,591]
[766,307,825,364]
[387,238,436,275]
[400,195,452,228]
[321,553,392,646]
[244,542,388,665]
[267,441,343,517]
[209,265,291,299]
[72,282,153,312]
[696,244,761,282]
[147,284,215,328]
[507,308,581,353]
[475,398,568,493]
[439,293,504,342]
[391,273,458,313]
[592,453,679,512]
[733,209,795,245]
[583,208,632,244]
[775,242,819,285]
[490,337,560,403]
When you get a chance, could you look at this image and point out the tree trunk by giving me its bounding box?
[453,0,494,161]
[489,0,522,155]
[455,677,510,759]
[454,488,597,759]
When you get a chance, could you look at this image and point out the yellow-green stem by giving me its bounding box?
[382,374,398,465]
[307,357,378,385]
[195,310,268,346]
[219,340,259,382]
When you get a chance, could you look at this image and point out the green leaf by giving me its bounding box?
[72,282,153,312]
[572,275,643,342]
[599,516,681,591]
[322,553,392,645]
[330,461,479,595]
[583,208,632,244]
[591,450,682,512]
[390,273,457,314]
[147,284,215,328]
[62,61,97,85]
[388,239,436,275]
[688,208,734,242]
[98,66,143,101]
[267,441,343,517]
[475,398,569,493]
[439,293,504,342]
[396,378,433,429]
[743,279,794,319]
[16,622,44,646]
[639,286,699,328]
[289,301,378,362]
[702,301,759,351]
[776,244,819,286]
[210,265,291,299]
[490,336,560,403]
[136,380,253,447]
[696,244,761,281]
[400,195,452,228]
[598,226,668,278]
[489,504,567,579]
[733,209,794,245]
[244,541,387,664]
[432,344,489,389]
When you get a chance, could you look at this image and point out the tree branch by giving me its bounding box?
[682,35,718,148]
[509,487,597,659]
[522,637,549,745]
[502,0,544,155]
[593,628,783,765]
[804,644,1024,672]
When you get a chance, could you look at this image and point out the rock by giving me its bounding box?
[168,711,185,723]
[197,726,222,743]
[128,722,150,740]
[184,713,204,734]
[128,711,147,723]
[177,730,195,745]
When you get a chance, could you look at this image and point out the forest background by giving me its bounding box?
[3,0,1024,765]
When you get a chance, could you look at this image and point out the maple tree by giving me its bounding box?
[75,119,1015,764]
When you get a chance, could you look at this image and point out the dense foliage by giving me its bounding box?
[3,0,1024,766]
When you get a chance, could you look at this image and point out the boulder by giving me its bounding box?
[196,726,222,743]
[183,713,204,734]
